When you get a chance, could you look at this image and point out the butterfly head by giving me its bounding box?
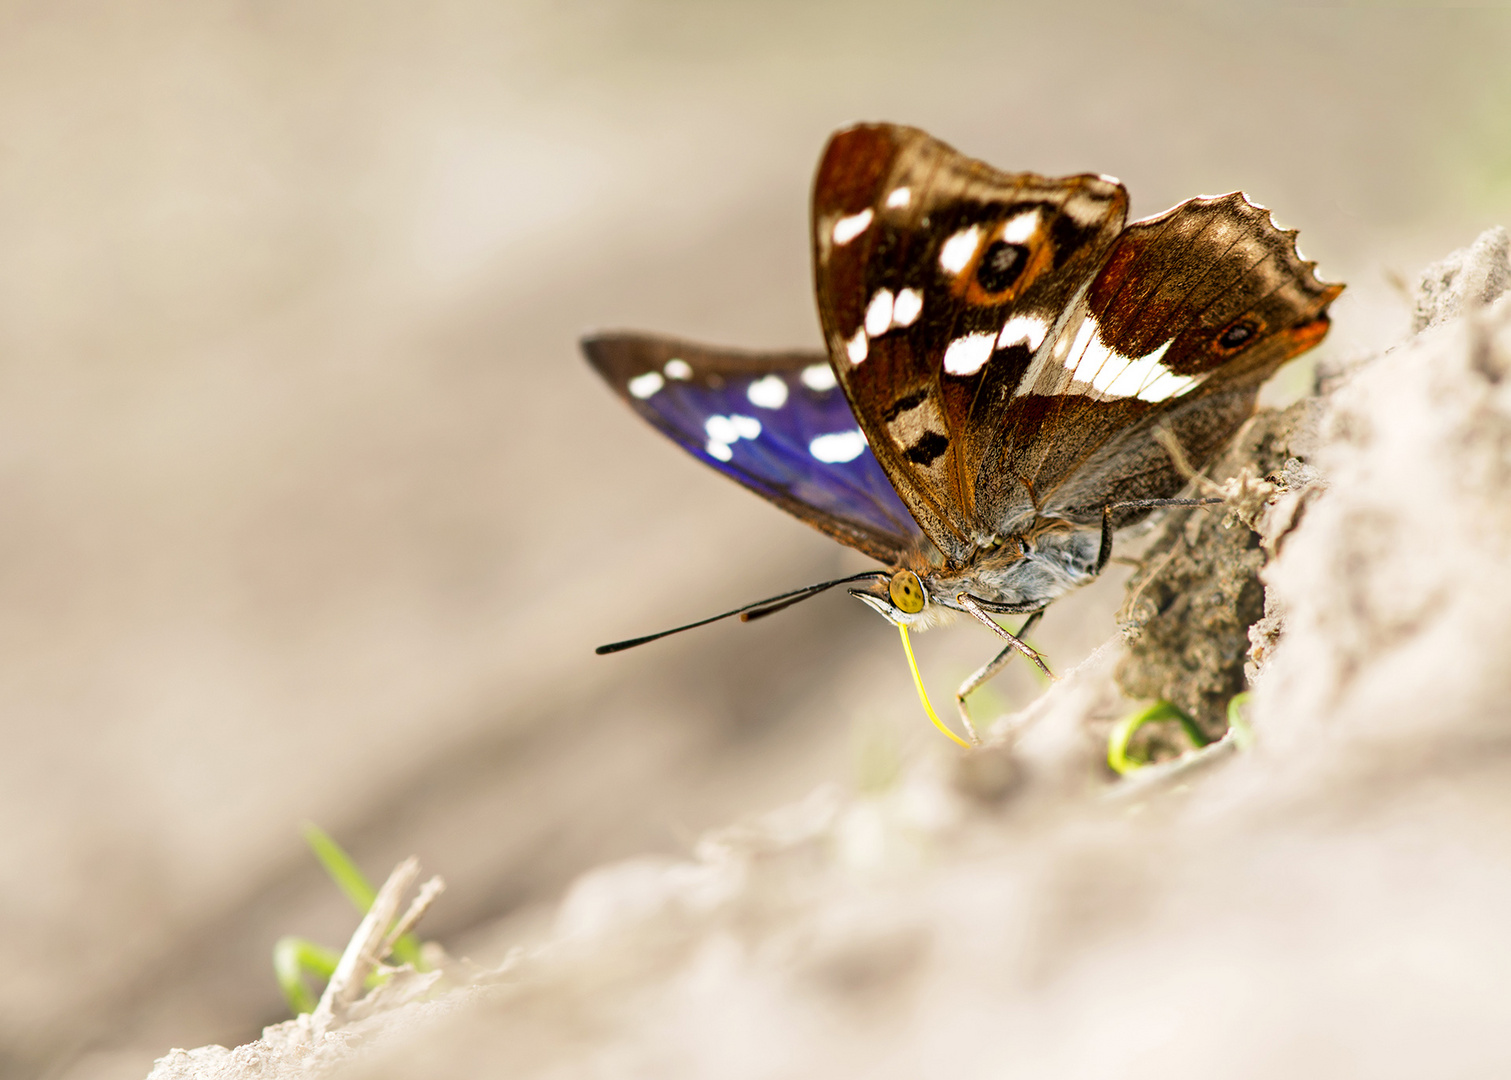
[849,568,937,627]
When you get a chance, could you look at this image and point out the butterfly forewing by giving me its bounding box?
[811,124,1129,563]
[582,332,924,563]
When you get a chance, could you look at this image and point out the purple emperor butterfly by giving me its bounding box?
[583,123,1341,746]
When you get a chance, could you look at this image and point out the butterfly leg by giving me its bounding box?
[1095,505,1115,575]
[954,591,1055,681]
[1091,497,1224,576]
[954,611,1045,740]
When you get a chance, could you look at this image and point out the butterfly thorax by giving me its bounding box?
[926,519,1099,614]
[854,517,1098,627]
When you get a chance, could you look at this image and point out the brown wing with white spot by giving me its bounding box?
[812,123,1128,566]
[972,192,1344,531]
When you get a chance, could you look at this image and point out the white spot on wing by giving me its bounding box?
[846,329,869,365]
[998,315,1048,352]
[865,289,894,337]
[885,187,911,209]
[663,358,692,380]
[1070,319,1120,389]
[1091,341,1189,401]
[704,413,762,461]
[892,288,923,327]
[1098,173,1121,185]
[628,371,664,399]
[942,332,997,376]
[938,226,981,275]
[1017,314,1188,403]
[705,416,739,443]
[1065,317,1100,375]
[746,374,788,409]
[1137,368,1197,402]
[832,209,873,245]
[801,363,838,390]
[810,430,867,463]
[1001,210,1039,244]
[1010,314,1078,399]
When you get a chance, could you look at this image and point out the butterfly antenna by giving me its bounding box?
[595,570,888,655]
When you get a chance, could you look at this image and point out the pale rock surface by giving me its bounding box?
[149,230,1511,1080]
[1412,226,1509,332]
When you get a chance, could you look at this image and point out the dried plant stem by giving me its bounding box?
[310,857,420,1036]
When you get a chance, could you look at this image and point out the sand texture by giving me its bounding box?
[145,229,1511,1080]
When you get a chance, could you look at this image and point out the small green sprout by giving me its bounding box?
[1107,699,1210,775]
[271,937,343,1016]
[1227,691,1255,749]
[1108,693,1255,776]
[272,823,429,1015]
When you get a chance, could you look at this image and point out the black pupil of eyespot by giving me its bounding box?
[1220,323,1255,349]
[975,241,1029,293]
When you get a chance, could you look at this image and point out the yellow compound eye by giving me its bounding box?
[889,569,926,615]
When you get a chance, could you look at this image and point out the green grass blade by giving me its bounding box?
[273,936,343,1015]
[301,822,376,914]
[298,823,428,974]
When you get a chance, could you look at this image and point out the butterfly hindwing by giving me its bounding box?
[811,124,1129,562]
[581,332,924,563]
[974,192,1343,529]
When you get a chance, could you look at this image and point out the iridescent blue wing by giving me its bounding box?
[582,332,924,565]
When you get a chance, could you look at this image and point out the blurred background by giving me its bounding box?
[0,3,1505,1078]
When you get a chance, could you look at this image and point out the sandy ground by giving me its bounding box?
[144,236,1511,1078]
[2,4,1508,1079]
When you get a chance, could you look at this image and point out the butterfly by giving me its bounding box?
[583,123,1342,747]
